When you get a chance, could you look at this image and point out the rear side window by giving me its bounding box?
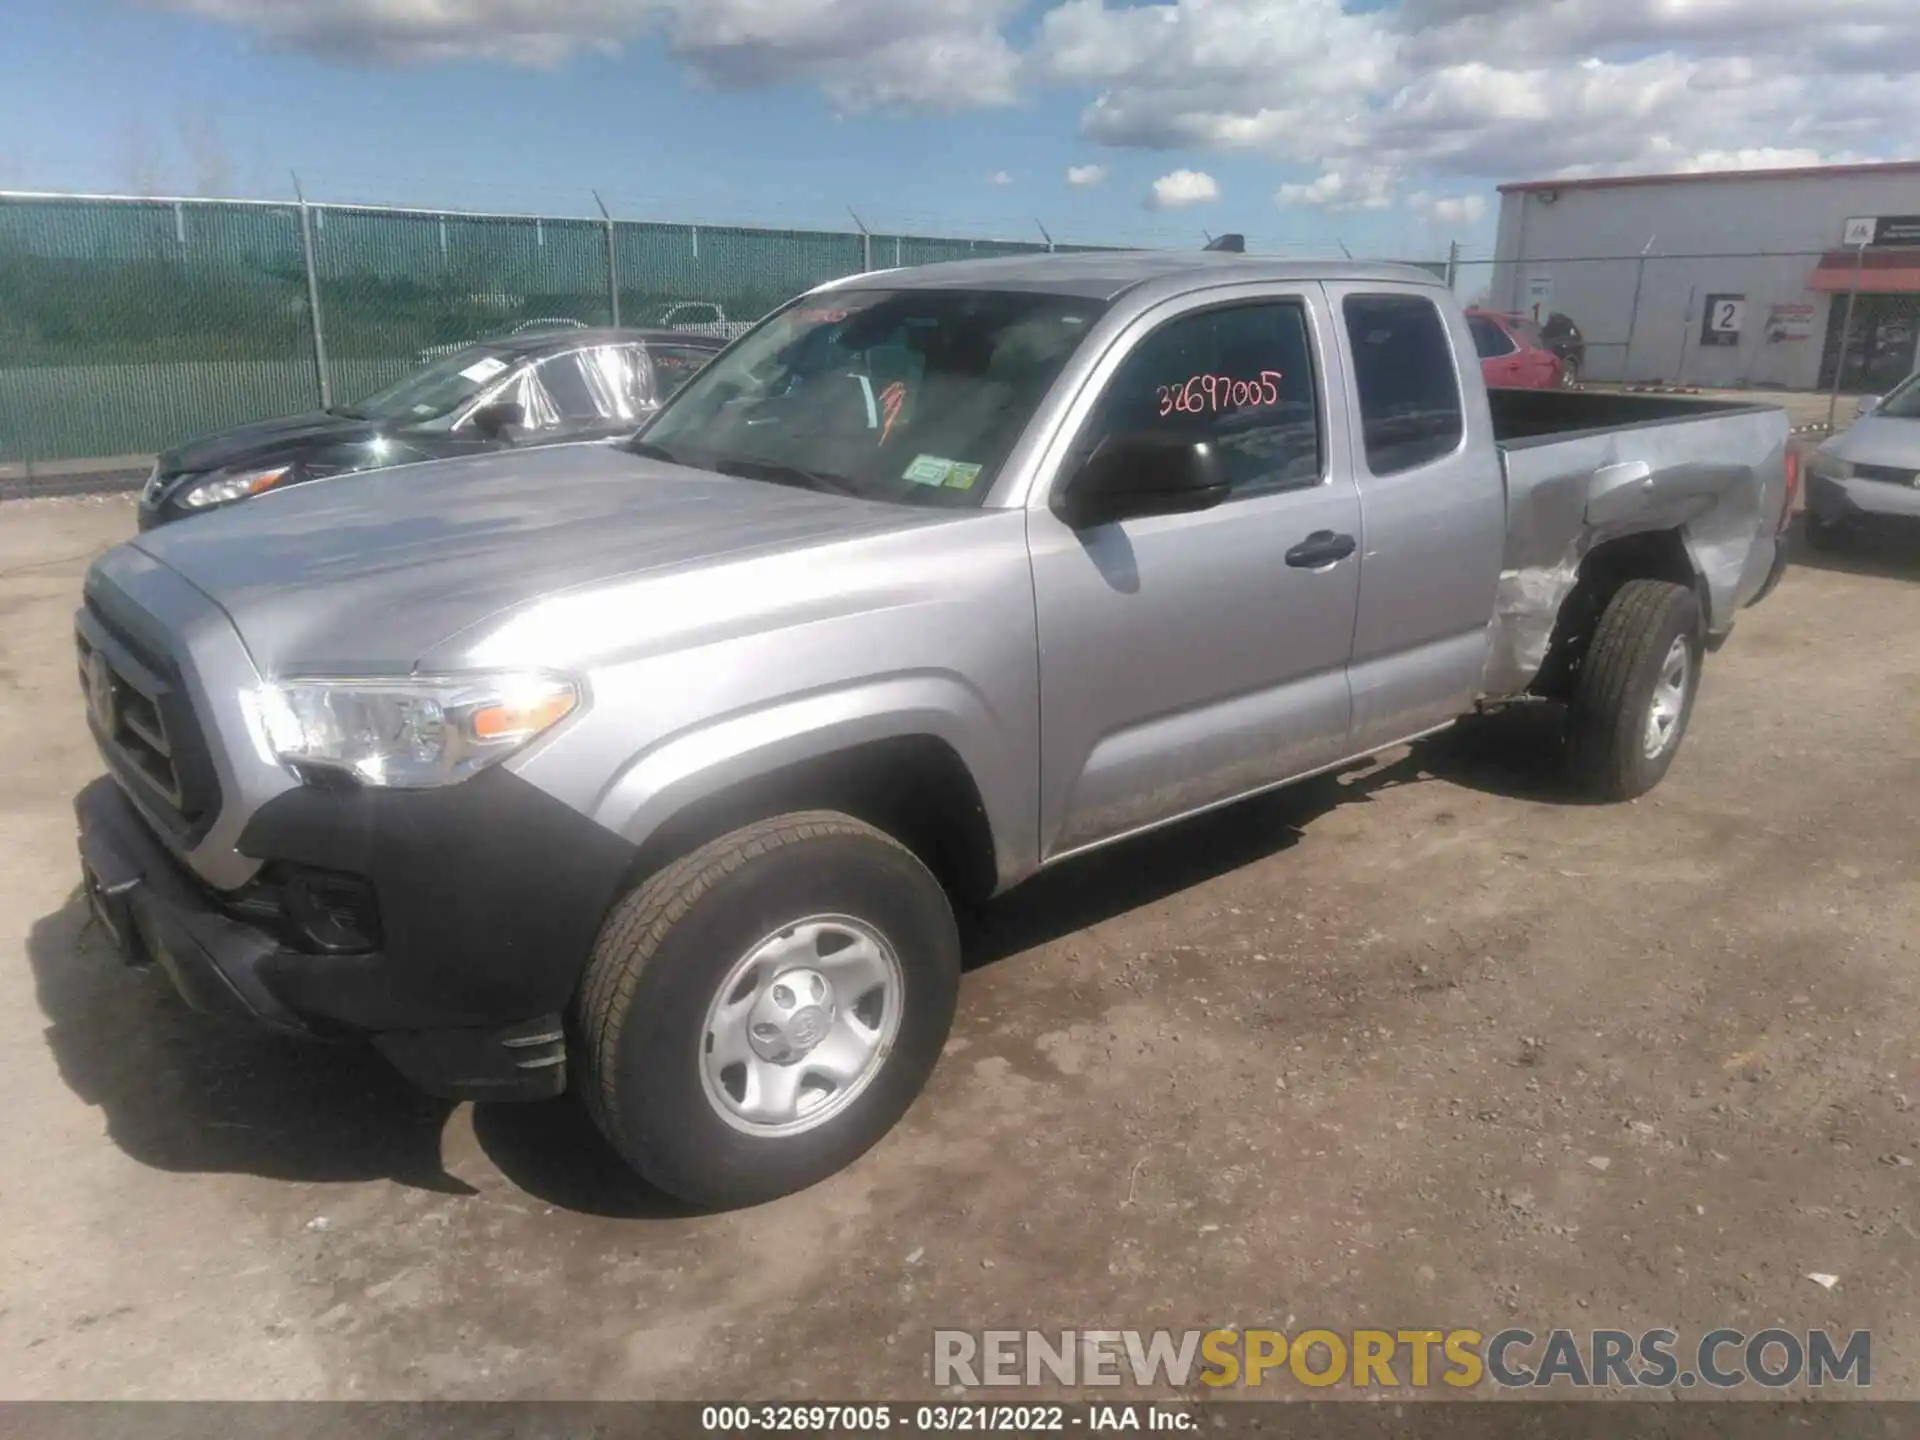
[647,343,717,396]
[1468,315,1515,358]
[1343,295,1465,475]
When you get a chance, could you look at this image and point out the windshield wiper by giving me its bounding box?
[711,456,859,497]
[623,440,857,497]
[624,437,683,465]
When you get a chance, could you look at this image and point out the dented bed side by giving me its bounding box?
[1481,399,1791,699]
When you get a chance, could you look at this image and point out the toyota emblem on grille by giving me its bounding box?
[86,651,117,734]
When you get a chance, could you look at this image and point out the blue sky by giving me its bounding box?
[1,0,1911,259]
[0,0,1476,256]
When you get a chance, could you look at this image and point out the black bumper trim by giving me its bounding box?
[78,777,307,1032]
[74,776,577,1101]
[374,1017,568,1102]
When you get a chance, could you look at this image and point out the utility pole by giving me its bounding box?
[1827,235,1869,432]
[1621,234,1656,384]
[593,190,619,326]
[291,171,331,409]
[848,207,872,272]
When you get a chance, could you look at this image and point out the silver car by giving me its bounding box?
[1806,379,1920,545]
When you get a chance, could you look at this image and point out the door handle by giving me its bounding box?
[1285,530,1358,569]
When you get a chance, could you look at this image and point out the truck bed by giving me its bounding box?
[1487,386,1780,446]
[1481,388,1791,699]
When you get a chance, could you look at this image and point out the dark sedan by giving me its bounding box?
[137,327,725,528]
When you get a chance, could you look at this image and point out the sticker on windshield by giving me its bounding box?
[903,454,958,486]
[459,356,509,384]
[944,463,982,490]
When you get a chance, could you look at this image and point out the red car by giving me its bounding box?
[1467,308,1568,389]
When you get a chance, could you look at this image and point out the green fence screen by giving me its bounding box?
[0,194,1126,467]
[0,193,1447,471]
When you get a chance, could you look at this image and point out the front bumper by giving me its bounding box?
[1807,469,1920,526]
[72,775,626,1101]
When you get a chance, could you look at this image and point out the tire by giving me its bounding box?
[1565,580,1703,802]
[576,810,960,1208]
[1560,359,1581,389]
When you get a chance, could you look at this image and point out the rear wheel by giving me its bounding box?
[576,810,960,1208]
[1565,580,1703,801]
[1560,358,1581,389]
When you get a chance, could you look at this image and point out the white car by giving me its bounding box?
[657,301,756,341]
[1806,379,1920,546]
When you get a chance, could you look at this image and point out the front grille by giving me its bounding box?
[1853,462,1920,488]
[75,602,220,833]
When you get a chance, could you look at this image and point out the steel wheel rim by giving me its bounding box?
[698,914,904,1137]
[1643,634,1692,759]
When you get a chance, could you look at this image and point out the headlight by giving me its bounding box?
[180,464,291,509]
[255,673,581,788]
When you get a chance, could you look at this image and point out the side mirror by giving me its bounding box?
[1856,395,1882,418]
[1054,431,1231,529]
[470,400,526,441]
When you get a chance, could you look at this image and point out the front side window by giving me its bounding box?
[1076,301,1323,497]
[1343,295,1466,475]
[637,288,1106,507]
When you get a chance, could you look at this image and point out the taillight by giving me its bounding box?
[1780,448,1802,533]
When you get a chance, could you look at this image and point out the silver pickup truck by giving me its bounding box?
[73,254,1794,1207]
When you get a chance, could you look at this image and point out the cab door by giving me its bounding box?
[1025,287,1363,859]
[1325,285,1506,755]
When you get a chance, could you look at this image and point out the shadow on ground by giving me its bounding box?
[1788,515,1920,582]
[964,704,1577,968]
[29,712,1574,1210]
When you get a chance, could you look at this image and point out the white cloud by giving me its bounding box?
[1145,168,1218,209]
[149,0,1920,213]
[1065,163,1108,187]
[1406,191,1489,227]
[988,169,1013,186]
[147,0,1021,110]
[1032,0,1920,213]
[1277,168,1397,213]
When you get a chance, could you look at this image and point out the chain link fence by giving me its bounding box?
[1,191,1125,475]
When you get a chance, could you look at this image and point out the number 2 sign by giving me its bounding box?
[1700,294,1745,348]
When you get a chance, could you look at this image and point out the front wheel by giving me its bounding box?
[575,811,960,1208]
[1565,580,1703,801]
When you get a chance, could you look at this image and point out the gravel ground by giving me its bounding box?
[2,493,1918,1401]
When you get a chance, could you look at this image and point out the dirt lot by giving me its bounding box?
[3,493,1919,1401]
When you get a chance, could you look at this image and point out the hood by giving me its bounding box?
[129,443,943,672]
[1825,411,1920,469]
[159,411,383,477]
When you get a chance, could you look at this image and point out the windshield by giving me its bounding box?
[1507,317,1545,348]
[342,347,516,425]
[1876,371,1920,419]
[633,288,1107,506]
